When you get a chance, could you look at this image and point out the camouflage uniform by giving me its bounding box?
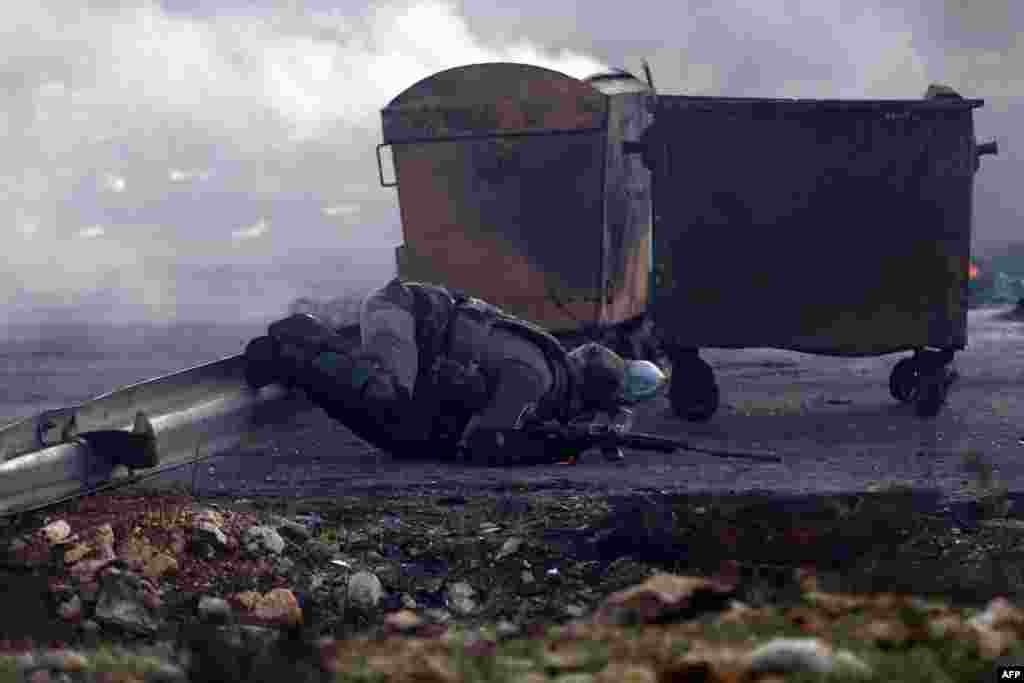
[311,278,581,464]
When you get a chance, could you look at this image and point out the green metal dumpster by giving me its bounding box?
[640,93,997,418]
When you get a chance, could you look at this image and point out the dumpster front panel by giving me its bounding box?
[391,133,607,331]
[650,96,982,356]
[383,63,611,332]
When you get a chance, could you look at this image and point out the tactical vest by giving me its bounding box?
[403,281,576,423]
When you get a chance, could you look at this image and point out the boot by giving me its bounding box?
[245,313,352,389]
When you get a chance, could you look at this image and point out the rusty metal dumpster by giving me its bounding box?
[641,93,997,419]
[378,63,654,333]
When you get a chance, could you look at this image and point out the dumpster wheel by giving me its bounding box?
[668,350,720,422]
[889,357,921,403]
[892,350,958,418]
[913,365,958,419]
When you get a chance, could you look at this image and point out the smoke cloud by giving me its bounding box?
[3,0,607,325]
[3,0,1019,327]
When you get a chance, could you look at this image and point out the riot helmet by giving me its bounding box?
[621,360,668,404]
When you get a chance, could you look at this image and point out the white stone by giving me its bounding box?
[346,571,383,610]
[244,525,286,555]
[446,581,478,616]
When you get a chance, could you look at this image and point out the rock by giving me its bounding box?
[63,543,92,564]
[746,638,872,678]
[244,525,286,556]
[39,649,89,672]
[11,652,36,671]
[273,557,295,577]
[191,508,226,528]
[496,620,520,638]
[594,573,736,626]
[342,530,370,548]
[373,563,400,589]
[495,536,523,560]
[551,675,594,683]
[94,569,162,635]
[419,575,445,594]
[143,553,178,580]
[93,524,116,559]
[192,524,230,557]
[507,674,547,683]
[400,593,418,610]
[119,534,159,568]
[564,604,586,618]
[78,581,100,603]
[6,535,49,567]
[110,464,133,480]
[169,529,187,555]
[301,538,336,563]
[423,608,451,624]
[307,572,328,592]
[445,581,478,616]
[148,662,188,683]
[969,597,1024,633]
[541,641,597,671]
[198,596,233,623]
[594,663,657,683]
[383,610,423,633]
[57,595,83,621]
[70,558,115,584]
[42,520,72,545]
[233,588,302,627]
[346,571,384,610]
[274,518,312,544]
[293,513,324,534]
[521,570,535,584]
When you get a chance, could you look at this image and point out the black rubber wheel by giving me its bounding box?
[914,367,956,418]
[244,335,280,390]
[914,373,948,418]
[669,353,720,422]
[889,357,921,403]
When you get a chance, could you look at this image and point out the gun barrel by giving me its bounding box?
[528,424,782,463]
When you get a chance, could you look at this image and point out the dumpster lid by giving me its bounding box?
[382,62,609,143]
[584,68,652,96]
[658,94,984,113]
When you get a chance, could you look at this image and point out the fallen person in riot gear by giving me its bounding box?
[244,278,668,466]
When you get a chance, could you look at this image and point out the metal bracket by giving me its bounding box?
[376,143,397,188]
[35,407,78,448]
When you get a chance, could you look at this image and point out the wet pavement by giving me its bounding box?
[145,308,1024,519]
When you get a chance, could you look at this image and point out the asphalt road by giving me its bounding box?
[152,308,1024,513]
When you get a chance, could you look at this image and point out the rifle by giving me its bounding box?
[514,418,782,464]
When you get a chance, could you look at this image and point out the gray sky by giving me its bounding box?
[3,0,1020,323]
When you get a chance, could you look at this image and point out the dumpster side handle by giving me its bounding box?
[377,143,397,188]
[977,140,999,158]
